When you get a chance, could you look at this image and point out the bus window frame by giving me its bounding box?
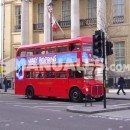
[56,71,67,78]
[35,71,44,78]
[69,43,81,51]
[25,71,35,79]
[26,48,35,56]
[17,49,27,57]
[45,71,55,78]
[46,46,56,54]
[57,45,68,53]
[36,47,45,55]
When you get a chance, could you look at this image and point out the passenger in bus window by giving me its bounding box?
[37,72,43,78]
[69,69,75,78]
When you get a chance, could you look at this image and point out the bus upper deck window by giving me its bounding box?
[57,46,67,52]
[36,48,45,55]
[18,50,26,57]
[26,49,35,56]
[83,43,92,51]
[46,47,56,54]
[70,43,81,51]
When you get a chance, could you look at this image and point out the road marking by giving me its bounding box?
[34,120,38,123]
[14,105,61,112]
[46,119,50,121]
[119,126,123,129]
[5,124,10,127]
[6,102,38,105]
[124,119,130,121]
[112,103,130,107]
[79,115,83,117]
[108,128,112,130]
[58,117,62,120]
[20,122,24,125]
[33,106,66,108]
[69,116,73,118]
[0,120,11,123]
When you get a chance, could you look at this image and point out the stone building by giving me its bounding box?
[2,0,130,87]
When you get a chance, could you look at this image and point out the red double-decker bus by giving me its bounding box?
[15,36,103,102]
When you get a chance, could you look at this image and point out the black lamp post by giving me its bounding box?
[48,1,53,41]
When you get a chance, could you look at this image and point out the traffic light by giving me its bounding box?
[106,41,113,56]
[93,30,104,57]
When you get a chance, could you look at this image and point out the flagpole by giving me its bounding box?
[52,14,65,38]
[48,1,53,41]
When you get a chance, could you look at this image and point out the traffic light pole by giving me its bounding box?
[103,36,106,108]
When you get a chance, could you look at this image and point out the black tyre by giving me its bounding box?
[70,88,83,102]
[26,87,34,99]
[95,96,104,102]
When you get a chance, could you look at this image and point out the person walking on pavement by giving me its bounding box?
[3,76,8,92]
[117,76,126,95]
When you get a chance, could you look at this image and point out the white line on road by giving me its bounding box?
[20,122,25,125]
[5,124,10,127]
[33,106,66,108]
[14,105,61,112]
[6,103,38,105]
[112,103,130,107]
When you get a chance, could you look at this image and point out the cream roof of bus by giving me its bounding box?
[18,36,92,49]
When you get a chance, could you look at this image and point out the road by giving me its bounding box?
[0,94,130,130]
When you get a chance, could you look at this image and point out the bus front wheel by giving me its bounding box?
[70,88,83,102]
[26,87,34,99]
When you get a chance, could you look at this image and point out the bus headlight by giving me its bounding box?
[85,88,89,92]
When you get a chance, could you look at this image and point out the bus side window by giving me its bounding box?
[18,50,26,57]
[36,72,44,78]
[56,72,66,78]
[46,71,55,78]
[57,46,68,52]
[70,43,81,51]
[46,47,56,54]
[26,71,34,78]
[69,69,75,78]
[75,70,83,78]
[26,49,35,56]
[36,48,45,55]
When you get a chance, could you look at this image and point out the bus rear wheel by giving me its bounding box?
[26,87,34,99]
[70,88,83,102]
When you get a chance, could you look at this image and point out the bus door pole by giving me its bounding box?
[103,33,106,109]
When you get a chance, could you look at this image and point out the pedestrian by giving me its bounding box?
[117,76,126,95]
[3,76,8,92]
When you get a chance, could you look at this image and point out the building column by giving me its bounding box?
[44,0,51,42]
[0,0,4,62]
[97,0,106,32]
[21,0,29,45]
[71,0,80,38]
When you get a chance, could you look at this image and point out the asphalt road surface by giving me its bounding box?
[0,94,130,130]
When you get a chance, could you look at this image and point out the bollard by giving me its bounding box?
[85,94,92,107]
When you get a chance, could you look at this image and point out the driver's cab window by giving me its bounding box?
[84,67,94,79]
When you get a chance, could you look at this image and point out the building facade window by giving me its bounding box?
[113,0,124,24]
[38,3,44,24]
[88,0,97,19]
[114,42,125,70]
[15,6,21,32]
[62,0,71,21]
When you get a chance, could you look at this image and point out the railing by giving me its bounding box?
[14,25,21,32]
[33,23,44,30]
[113,16,124,24]
[80,18,97,26]
[58,20,71,28]
[32,18,97,30]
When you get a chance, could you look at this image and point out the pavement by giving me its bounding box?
[67,89,130,114]
[1,88,130,114]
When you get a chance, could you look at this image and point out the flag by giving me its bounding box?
[47,7,58,32]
